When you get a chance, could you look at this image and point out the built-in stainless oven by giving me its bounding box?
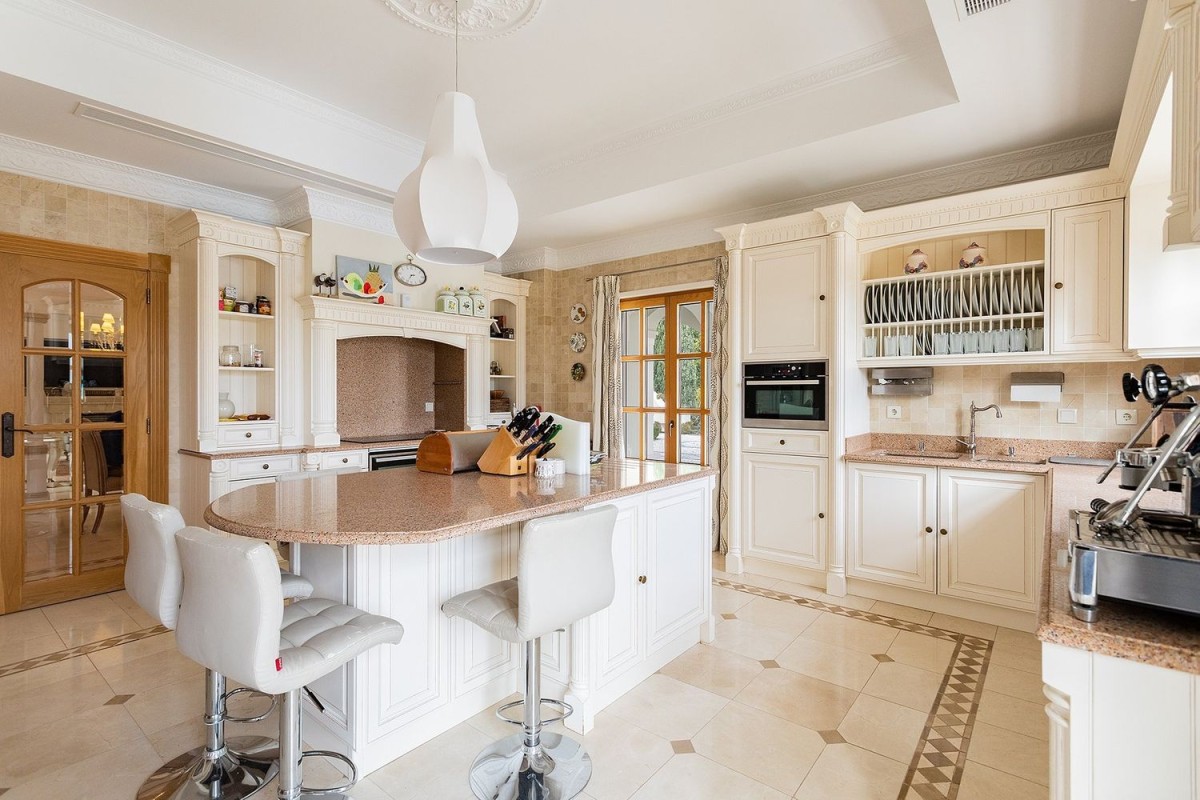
[742,361,828,430]
[367,445,419,470]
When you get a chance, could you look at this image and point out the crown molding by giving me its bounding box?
[495,246,558,275]
[277,187,397,237]
[3,0,423,157]
[503,129,1118,271]
[519,28,940,181]
[0,132,279,221]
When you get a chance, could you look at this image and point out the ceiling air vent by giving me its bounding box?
[962,0,1011,16]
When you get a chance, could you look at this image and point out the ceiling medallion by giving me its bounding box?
[380,0,542,38]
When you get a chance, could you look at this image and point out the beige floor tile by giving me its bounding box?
[885,630,957,673]
[709,618,798,661]
[692,702,825,795]
[371,721,494,800]
[975,689,1048,741]
[90,641,204,696]
[735,668,857,731]
[869,601,934,625]
[957,760,1050,800]
[711,585,754,615]
[124,676,207,736]
[658,643,763,699]
[0,652,98,694]
[107,589,162,629]
[928,613,997,640]
[799,613,898,655]
[1,733,162,800]
[983,663,1046,705]
[990,626,1043,674]
[86,629,177,668]
[0,669,114,737]
[54,615,150,648]
[731,597,823,636]
[862,661,944,713]
[733,573,782,590]
[605,673,727,741]
[629,753,789,799]
[41,593,137,627]
[581,713,674,800]
[769,579,825,600]
[463,692,523,740]
[0,703,144,784]
[775,636,880,691]
[966,721,1050,786]
[0,607,55,642]
[837,694,927,763]
[793,743,908,800]
[0,632,66,666]
[817,593,876,612]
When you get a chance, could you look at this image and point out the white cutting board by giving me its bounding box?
[539,411,590,474]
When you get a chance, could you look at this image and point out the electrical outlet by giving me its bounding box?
[1116,409,1137,426]
[886,405,902,420]
[425,402,435,413]
[1057,409,1078,424]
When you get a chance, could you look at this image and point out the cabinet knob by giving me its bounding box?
[818,512,825,519]
[342,457,349,463]
[779,439,786,445]
[245,432,253,438]
[262,464,270,470]
[925,526,933,533]
[638,575,647,584]
[939,528,948,536]
[819,294,826,301]
[1054,282,1064,290]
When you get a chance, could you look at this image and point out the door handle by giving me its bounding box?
[2,412,34,458]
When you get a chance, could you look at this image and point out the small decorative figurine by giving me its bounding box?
[904,249,929,274]
[959,242,986,269]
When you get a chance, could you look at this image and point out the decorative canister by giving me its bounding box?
[904,249,929,274]
[455,287,473,316]
[435,287,458,314]
[218,392,236,418]
[235,301,251,314]
[960,242,986,269]
[256,295,271,315]
[219,345,241,367]
[469,287,488,317]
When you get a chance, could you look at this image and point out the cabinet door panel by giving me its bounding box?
[1050,200,1124,354]
[743,240,827,358]
[742,453,826,570]
[937,470,1043,610]
[594,500,643,687]
[846,464,936,592]
[453,528,518,693]
[645,483,708,653]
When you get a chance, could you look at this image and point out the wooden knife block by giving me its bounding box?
[477,428,533,476]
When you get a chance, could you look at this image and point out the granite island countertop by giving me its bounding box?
[204,458,714,545]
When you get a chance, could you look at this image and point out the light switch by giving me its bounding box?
[425,402,435,413]
[1057,409,1078,424]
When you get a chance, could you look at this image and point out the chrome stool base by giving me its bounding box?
[468,731,591,800]
[136,736,277,800]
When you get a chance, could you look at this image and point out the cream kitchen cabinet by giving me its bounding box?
[846,463,1045,611]
[1049,200,1125,356]
[742,239,829,359]
[741,452,827,571]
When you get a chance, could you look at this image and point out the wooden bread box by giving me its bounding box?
[416,430,495,475]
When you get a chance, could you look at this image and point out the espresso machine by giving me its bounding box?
[1069,364,1200,622]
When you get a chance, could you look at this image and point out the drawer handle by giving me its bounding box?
[245,432,253,438]
[341,457,348,464]
[925,526,933,533]
[262,464,270,470]
[939,528,948,536]
[779,439,786,445]
[637,575,647,585]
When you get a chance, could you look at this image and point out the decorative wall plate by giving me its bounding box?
[568,332,587,353]
[570,303,587,324]
[571,362,586,382]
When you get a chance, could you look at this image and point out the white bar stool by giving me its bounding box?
[174,526,405,800]
[121,494,315,800]
[442,504,618,800]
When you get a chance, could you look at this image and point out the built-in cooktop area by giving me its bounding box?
[336,336,465,439]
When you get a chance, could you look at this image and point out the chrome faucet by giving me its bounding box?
[957,401,1002,458]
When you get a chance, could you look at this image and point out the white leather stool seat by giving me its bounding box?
[280,572,314,601]
[271,599,403,691]
[441,578,521,642]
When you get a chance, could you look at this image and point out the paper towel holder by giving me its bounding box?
[1010,371,1064,403]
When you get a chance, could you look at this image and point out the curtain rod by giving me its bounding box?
[585,256,722,281]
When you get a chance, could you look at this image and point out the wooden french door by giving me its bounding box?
[0,235,169,613]
[619,289,714,464]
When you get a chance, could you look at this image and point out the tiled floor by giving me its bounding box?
[0,568,1050,799]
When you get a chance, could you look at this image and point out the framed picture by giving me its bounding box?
[335,255,393,304]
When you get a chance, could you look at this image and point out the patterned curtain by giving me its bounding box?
[591,275,623,456]
[709,256,731,553]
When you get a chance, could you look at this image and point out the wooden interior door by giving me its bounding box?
[619,289,714,464]
[0,235,168,613]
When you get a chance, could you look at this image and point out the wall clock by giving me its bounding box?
[395,255,427,287]
[568,332,587,353]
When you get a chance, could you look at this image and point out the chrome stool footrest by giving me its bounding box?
[298,749,359,796]
[222,686,277,723]
[496,697,574,727]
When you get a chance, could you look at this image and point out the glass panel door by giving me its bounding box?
[619,289,713,464]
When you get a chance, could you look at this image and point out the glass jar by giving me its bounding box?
[219,345,241,367]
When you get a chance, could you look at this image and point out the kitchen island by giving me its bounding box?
[205,458,716,776]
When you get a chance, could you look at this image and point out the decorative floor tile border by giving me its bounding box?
[713,578,994,800]
[0,624,168,679]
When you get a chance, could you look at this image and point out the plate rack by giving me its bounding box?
[860,260,1046,359]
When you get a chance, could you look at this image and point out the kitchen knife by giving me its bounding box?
[521,415,555,443]
[535,441,556,458]
[538,424,562,445]
[517,439,541,460]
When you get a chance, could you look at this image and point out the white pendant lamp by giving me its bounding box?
[393,2,517,265]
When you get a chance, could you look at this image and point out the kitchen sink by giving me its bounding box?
[970,456,1048,465]
[883,450,962,459]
